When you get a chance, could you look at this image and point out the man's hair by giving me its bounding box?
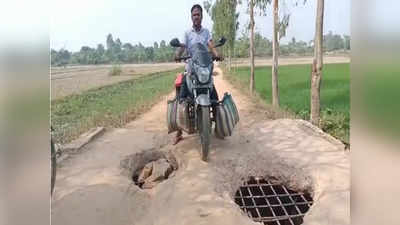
[191,4,203,15]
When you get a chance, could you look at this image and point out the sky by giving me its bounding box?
[51,0,350,52]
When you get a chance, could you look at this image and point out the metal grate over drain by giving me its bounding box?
[234,177,313,225]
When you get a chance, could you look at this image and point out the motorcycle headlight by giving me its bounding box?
[197,66,210,83]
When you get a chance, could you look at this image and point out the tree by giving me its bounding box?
[77,46,101,64]
[51,33,189,65]
[160,40,166,48]
[343,35,350,50]
[254,32,272,56]
[115,38,122,48]
[323,31,344,51]
[122,43,133,50]
[233,31,273,58]
[270,0,304,107]
[105,34,116,62]
[113,38,122,62]
[106,34,114,50]
[51,49,57,65]
[95,44,106,63]
[50,48,71,66]
[234,30,250,57]
[310,0,324,126]
[249,0,256,93]
[136,42,146,63]
[247,0,272,93]
[271,0,280,106]
[295,40,308,55]
[205,0,239,71]
[96,44,105,55]
[145,47,154,62]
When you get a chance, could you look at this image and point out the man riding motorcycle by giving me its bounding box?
[173,4,223,145]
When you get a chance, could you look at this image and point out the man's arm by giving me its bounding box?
[176,32,188,61]
[208,40,220,59]
[175,45,185,60]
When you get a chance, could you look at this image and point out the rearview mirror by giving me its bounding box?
[170,38,181,47]
[214,37,226,47]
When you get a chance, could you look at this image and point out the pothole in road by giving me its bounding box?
[234,177,313,225]
[120,149,178,189]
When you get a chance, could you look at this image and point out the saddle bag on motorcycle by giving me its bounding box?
[215,93,240,137]
[222,93,239,124]
[167,98,179,134]
[177,101,195,134]
[175,73,184,87]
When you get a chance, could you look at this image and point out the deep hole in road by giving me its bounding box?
[234,176,313,225]
[120,149,178,189]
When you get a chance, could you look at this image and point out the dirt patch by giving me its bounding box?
[51,63,183,99]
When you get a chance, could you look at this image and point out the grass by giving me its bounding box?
[51,68,182,144]
[225,63,350,144]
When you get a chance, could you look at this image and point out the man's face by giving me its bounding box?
[191,8,202,27]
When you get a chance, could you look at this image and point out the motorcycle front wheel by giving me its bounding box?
[198,106,210,162]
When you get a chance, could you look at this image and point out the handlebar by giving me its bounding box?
[175,56,191,61]
[175,56,224,62]
[212,56,224,61]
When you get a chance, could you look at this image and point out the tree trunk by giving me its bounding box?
[271,0,280,107]
[228,49,232,71]
[249,0,255,93]
[310,0,324,126]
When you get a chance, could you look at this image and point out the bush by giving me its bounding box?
[109,64,122,76]
[320,108,349,144]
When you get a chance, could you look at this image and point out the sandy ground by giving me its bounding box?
[51,63,182,99]
[231,55,350,67]
[51,66,349,225]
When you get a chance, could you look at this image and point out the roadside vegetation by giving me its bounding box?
[51,68,182,144]
[108,64,122,76]
[50,31,349,67]
[224,63,350,144]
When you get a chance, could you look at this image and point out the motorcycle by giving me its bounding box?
[169,37,226,161]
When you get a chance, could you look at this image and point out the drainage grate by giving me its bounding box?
[234,177,313,225]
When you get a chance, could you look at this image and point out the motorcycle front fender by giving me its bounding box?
[195,94,211,106]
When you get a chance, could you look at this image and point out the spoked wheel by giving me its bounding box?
[51,138,56,196]
[198,106,210,161]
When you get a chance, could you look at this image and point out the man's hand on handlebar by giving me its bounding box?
[213,55,224,61]
[174,55,191,63]
[174,56,182,63]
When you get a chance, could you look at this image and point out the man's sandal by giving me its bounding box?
[173,136,183,145]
